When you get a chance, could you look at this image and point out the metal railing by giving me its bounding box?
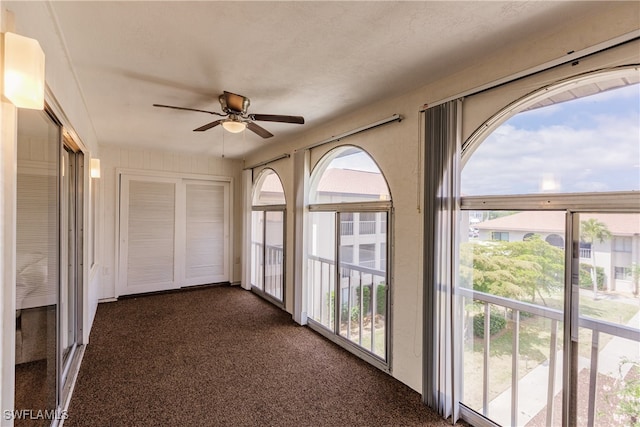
[251,242,284,301]
[358,220,376,234]
[458,287,640,427]
[307,254,386,358]
[579,247,591,258]
[340,221,354,236]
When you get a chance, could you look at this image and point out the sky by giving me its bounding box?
[461,82,640,196]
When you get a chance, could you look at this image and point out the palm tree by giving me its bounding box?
[632,262,640,298]
[581,218,612,298]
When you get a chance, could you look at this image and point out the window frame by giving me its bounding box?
[306,145,393,371]
[251,168,287,307]
[457,69,640,427]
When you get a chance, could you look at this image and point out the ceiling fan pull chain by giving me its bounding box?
[221,127,225,158]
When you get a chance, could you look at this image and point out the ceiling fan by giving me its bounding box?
[153,91,305,138]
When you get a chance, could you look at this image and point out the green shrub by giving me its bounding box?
[579,263,605,290]
[354,283,387,317]
[473,312,506,338]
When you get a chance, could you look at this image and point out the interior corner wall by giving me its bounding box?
[98,144,244,300]
[241,3,639,393]
[2,1,101,415]
[6,1,101,348]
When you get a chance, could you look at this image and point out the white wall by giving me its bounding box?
[242,3,640,392]
[1,1,101,421]
[98,144,243,299]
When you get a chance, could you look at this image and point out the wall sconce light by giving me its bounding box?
[90,158,101,179]
[3,32,45,110]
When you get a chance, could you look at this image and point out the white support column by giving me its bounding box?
[292,150,309,325]
[241,169,252,290]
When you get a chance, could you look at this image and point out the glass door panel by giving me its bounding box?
[61,148,79,365]
[460,210,565,426]
[308,211,336,330]
[250,211,264,290]
[575,213,640,427]
[15,109,60,423]
[337,212,387,359]
[264,211,284,302]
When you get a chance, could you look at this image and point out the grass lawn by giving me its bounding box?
[462,292,639,411]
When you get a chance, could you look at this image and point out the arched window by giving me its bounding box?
[306,146,391,368]
[458,70,640,426]
[253,169,286,206]
[462,72,640,196]
[545,233,564,248]
[251,169,285,304]
[309,146,390,204]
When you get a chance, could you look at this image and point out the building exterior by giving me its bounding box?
[474,211,640,293]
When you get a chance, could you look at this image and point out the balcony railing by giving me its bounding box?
[251,242,284,301]
[459,287,640,427]
[340,221,354,236]
[579,247,591,258]
[307,254,387,359]
[359,220,376,234]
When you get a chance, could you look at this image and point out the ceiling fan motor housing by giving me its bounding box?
[220,91,250,115]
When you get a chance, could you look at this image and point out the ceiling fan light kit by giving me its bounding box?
[153,91,304,138]
[221,120,247,133]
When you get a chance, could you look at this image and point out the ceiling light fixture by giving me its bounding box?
[3,32,45,110]
[222,120,246,133]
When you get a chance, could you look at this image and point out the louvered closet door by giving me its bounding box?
[119,176,179,295]
[183,180,230,285]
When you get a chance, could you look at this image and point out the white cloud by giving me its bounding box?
[462,113,640,195]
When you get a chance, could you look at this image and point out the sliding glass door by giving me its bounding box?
[307,210,389,362]
[60,145,83,398]
[251,210,285,302]
[454,71,640,426]
[15,108,60,423]
[459,210,566,426]
[573,213,639,426]
[15,108,85,426]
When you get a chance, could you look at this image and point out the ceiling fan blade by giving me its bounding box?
[153,104,225,116]
[247,122,274,139]
[193,119,223,132]
[223,91,250,113]
[250,114,305,124]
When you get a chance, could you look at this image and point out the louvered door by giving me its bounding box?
[119,175,179,295]
[183,180,229,285]
[118,174,230,296]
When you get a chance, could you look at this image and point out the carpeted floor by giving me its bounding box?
[66,285,462,426]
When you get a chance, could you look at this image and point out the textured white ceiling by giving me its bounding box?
[42,1,604,157]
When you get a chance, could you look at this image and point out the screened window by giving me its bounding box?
[490,231,509,241]
[307,146,391,367]
[251,169,286,304]
[614,266,632,280]
[458,72,640,427]
[613,237,632,252]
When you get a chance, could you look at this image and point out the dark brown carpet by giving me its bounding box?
[66,285,460,426]
[15,359,52,427]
